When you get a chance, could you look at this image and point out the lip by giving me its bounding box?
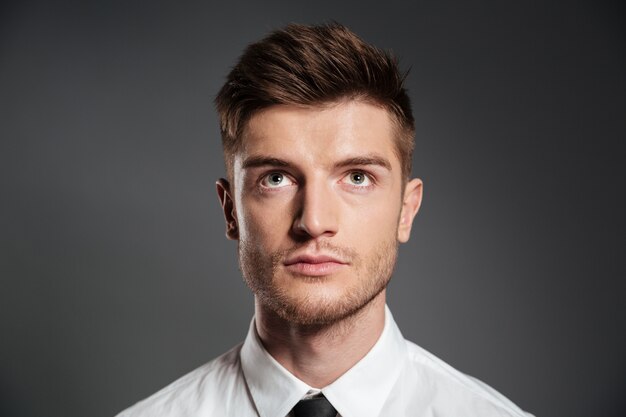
[283,253,348,277]
[284,254,346,265]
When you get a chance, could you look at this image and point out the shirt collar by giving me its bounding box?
[240,305,407,417]
[240,318,311,417]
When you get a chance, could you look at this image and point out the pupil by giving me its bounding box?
[271,173,282,184]
[352,173,363,183]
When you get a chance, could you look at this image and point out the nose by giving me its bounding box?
[292,178,339,239]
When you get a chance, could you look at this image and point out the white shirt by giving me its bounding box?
[116,306,533,417]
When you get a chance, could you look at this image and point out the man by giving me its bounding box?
[117,23,532,417]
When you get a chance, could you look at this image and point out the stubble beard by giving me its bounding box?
[238,237,399,326]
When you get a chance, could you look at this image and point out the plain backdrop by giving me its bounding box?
[1,1,624,416]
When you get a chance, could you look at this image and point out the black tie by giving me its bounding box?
[291,395,337,417]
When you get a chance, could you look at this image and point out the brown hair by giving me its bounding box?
[215,23,415,179]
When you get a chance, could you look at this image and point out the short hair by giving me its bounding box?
[215,23,415,180]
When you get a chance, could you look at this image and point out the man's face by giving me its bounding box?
[217,100,422,325]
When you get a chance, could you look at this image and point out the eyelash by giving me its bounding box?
[258,171,293,190]
[340,171,376,189]
[257,170,377,191]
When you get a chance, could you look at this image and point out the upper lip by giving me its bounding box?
[283,253,347,266]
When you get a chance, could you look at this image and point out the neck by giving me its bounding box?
[254,291,387,388]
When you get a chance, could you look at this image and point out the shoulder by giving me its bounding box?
[402,340,534,417]
[115,343,246,417]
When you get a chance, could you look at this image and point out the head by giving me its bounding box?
[215,23,423,326]
[215,23,415,182]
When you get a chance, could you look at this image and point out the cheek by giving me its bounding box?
[238,199,292,248]
[358,192,402,221]
[345,200,401,241]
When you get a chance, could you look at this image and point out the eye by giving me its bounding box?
[261,172,294,188]
[343,171,372,186]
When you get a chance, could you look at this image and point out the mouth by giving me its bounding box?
[283,254,348,277]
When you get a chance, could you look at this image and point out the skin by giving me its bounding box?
[216,99,423,388]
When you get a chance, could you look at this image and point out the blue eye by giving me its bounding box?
[268,173,284,186]
[350,172,365,184]
[344,171,371,186]
[261,172,294,188]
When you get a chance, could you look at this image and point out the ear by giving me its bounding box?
[216,178,239,240]
[397,178,423,243]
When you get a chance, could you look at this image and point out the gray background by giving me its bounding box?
[1,1,624,416]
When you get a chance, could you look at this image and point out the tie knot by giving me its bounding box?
[292,395,337,417]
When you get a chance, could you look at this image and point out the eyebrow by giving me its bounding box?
[241,156,290,169]
[334,156,392,171]
[241,154,393,171]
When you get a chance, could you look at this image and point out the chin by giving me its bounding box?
[262,282,385,326]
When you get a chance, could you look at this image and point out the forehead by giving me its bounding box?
[236,100,401,171]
